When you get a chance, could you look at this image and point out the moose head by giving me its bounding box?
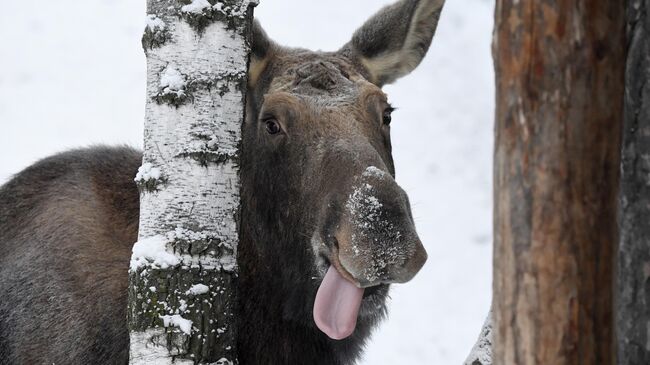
[238,0,444,350]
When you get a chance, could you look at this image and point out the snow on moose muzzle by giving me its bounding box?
[313,167,427,340]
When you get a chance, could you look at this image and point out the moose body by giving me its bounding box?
[0,0,444,363]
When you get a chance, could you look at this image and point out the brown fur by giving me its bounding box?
[0,147,140,363]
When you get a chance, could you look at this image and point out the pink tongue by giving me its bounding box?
[313,266,365,340]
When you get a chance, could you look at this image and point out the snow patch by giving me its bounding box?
[145,15,165,31]
[347,183,383,229]
[130,235,180,271]
[363,166,387,179]
[178,0,249,17]
[160,314,193,335]
[187,284,209,296]
[212,0,251,19]
[134,162,161,182]
[178,299,188,313]
[207,136,219,149]
[133,227,236,271]
[181,0,212,14]
[159,66,186,97]
[166,226,233,250]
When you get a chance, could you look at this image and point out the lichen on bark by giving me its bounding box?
[128,265,237,363]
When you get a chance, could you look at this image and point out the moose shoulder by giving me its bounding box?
[0,0,444,364]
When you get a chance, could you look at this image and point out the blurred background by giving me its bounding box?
[0,0,494,363]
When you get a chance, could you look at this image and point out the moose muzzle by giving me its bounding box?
[314,166,427,340]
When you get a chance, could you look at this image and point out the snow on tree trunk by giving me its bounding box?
[492,0,624,364]
[619,1,650,363]
[463,312,492,365]
[128,1,256,363]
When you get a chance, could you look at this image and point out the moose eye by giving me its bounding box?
[382,108,394,126]
[265,119,282,135]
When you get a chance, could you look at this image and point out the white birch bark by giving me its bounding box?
[128,1,257,363]
[463,312,493,365]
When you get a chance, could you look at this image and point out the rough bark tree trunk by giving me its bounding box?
[127,1,256,363]
[619,0,650,363]
[492,1,625,364]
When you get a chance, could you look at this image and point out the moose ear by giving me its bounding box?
[342,0,445,86]
[249,20,273,86]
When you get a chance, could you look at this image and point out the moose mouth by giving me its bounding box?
[313,248,388,341]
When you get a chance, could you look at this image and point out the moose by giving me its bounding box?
[0,0,444,363]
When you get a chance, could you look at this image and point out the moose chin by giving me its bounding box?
[0,0,444,364]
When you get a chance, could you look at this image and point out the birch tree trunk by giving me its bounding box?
[619,0,650,363]
[128,1,256,363]
[463,313,493,365]
[492,1,625,364]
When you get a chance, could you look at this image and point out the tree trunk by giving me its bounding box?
[492,1,625,364]
[128,1,256,363]
[463,312,493,365]
[619,0,650,363]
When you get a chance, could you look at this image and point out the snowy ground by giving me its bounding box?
[0,0,494,363]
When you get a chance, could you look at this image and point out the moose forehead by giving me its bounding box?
[256,50,388,111]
